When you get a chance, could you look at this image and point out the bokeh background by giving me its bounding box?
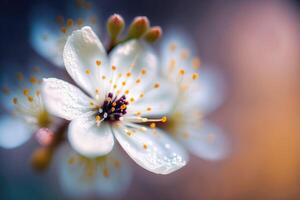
[1,0,300,199]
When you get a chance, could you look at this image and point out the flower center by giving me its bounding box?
[95,92,128,125]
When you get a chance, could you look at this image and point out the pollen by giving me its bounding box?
[102,75,106,80]
[136,79,141,84]
[30,76,37,84]
[179,69,185,75]
[112,65,117,71]
[85,69,91,75]
[66,18,74,27]
[12,97,18,104]
[126,72,132,77]
[147,107,152,111]
[61,27,67,34]
[130,97,135,103]
[125,90,130,95]
[192,57,201,69]
[141,69,147,75]
[118,73,122,78]
[150,123,156,129]
[180,49,189,60]
[169,43,177,52]
[154,83,160,88]
[95,88,100,94]
[23,89,29,96]
[121,104,127,110]
[36,91,41,96]
[192,73,199,80]
[135,111,141,116]
[95,115,101,122]
[102,168,110,177]
[96,60,102,66]
[27,96,34,102]
[143,144,148,150]
[122,81,126,86]
[139,93,144,98]
[77,18,84,26]
[112,102,117,107]
[89,101,94,107]
[161,116,167,123]
[113,84,117,89]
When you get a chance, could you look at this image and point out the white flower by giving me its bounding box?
[42,26,188,174]
[30,1,100,67]
[0,67,52,148]
[160,31,229,160]
[58,145,132,198]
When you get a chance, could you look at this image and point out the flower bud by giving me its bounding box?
[127,16,150,39]
[31,147,53,171]
[107,14,125,40]
[144,26,162,43]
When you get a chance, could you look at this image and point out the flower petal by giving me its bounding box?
[0,115,32,149]
[180,120,229,160]
[126,78,178,117]
[42,78,92,120]
[68,117,114,158]
[113,124,188,174]
[63,26,109,96]
[109,40,158,91]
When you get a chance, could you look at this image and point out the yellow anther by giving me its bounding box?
[85,69,91,75]
[161,116,167,123]
[112,65,117,71]
[126,130,133,136]
[180,49,189,60]
[103,168,110,177]
[141,69,147,75]
[23,89,29,96]
[12,97,18,104]
[95,89,100,94]
[122,81,126,86]
[150,123,156,129]
[102,75,106,80]
[89,101,94,107]
[113,84,117,89]
[192,73,199,80]
[179,69,185,75]
[146,107,152,111]
[154,83,160,88]
[169,59,176,69]
[126,72,132,77]
[136,79,141,84]
[192,57,201,69]
[135,111,141,116]
[56,15,64,25]
[77,18,84,26]
[143,144,148,150]
[96,60,102,66]
[36,90,41,96]
[139,93,144,98]
[61,27,67,34]
[66,18,73,27]
[125,90,130,95]
[27,96,34,102]
[130,97,135,103]
[169,43,177,52]
[121,104,127,110]
[118,73,122,78]
[95,115,101,122]
[30,76,37,84]
[112,102,117,107]
[111,107,115,112]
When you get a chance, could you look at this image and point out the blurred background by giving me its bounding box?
[1,0,300,199]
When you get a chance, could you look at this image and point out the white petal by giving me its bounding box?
[0,115,32,149]
[180,121,229,160]
[109,40,158,90]
[42,78,92,120]
[58,145,132,198]
[127,78,178,117]
[113,124,188,174]
[95,149,132,198]
[63,26,109,96]
[68,117,114,158]
[30,5,65,67]
[185,67,226,114]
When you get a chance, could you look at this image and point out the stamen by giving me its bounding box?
[96,60,102,66]
[192,73,199,80]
